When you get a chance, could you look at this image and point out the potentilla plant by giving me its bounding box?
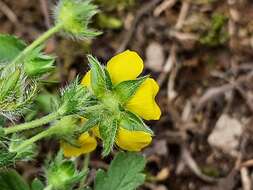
[0,0,161,190]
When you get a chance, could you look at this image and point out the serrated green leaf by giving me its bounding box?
[99,118,118,156]
[120,111,153,135]
[114,76,148,104]
[31,178,44,190]
[0,34,26,63]
[0,169,30,190]
[94,152,146,190]
[87,55,107,97]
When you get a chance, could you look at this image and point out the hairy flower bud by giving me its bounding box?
[54,0,101,39]
[46,153,86,190]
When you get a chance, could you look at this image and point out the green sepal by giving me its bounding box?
[94,152,146,190]
[31,178,44,190]
[120,111,153,135]
[79,116,99,133]
[104,68,113,90]
[0,69,21,101]
[99,117,118,157]
[0,169,30,190]
[23,46,55,77]
[87,55,107,97]
[0,34,26,63]
[113,76,148,104]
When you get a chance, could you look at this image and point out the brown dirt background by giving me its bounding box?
[1,0,253,189]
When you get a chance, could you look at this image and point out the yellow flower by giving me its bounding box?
[62,50,161,156]
[61,132,97,157]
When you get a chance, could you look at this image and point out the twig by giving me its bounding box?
[167,54,180,101]
[40,0,51,28]
[158,44,177,85]
[157,0,191,87]
[240,167,251,190]
[196,83,235,111]
[0,1,18,24]
[175,0,191,30]
[117,0,162,53]
[240,159,253,168]
[196,70,253,111]
[153,0,177,16]
[181,145,218,183]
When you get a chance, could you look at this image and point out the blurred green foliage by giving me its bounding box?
[200,13,228,46]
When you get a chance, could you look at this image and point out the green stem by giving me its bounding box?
[11,23,64,66]
[13,128,52,152]
[78,154,90,189]
[4,111,60,135]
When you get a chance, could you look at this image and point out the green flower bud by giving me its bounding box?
[54,0,101,39]
[48,116,78,140]
[59,79,96,115]
[46,154,86,190]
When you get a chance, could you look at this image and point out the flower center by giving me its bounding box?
[101,93,120,114]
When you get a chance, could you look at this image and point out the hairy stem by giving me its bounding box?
[78,154,90,189]
[13,128,52,152]
[4,111,60,135]
[11,23,64,66]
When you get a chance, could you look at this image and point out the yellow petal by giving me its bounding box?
[91,126,101,138]
[81,70,91,87]
[116,127,152,151]
[107,50,144,84]
[126,78,161,120]
[61,132,97,157]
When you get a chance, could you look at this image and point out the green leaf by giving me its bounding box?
[31,178,44,190]
[0,146,17,167]
[114,76,148,104]
[87,55,107,97]
[94,152,146,190]
[0,169,30,190]
[36,93,59,114]
[24,46,55,77]
[120,111,153,135]
[99,117,118,157]
[0,34,26,63]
